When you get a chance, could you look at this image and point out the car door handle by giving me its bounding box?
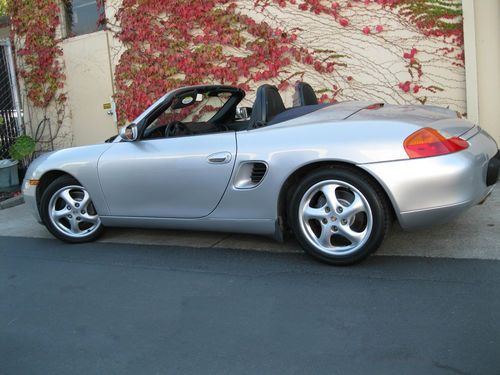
[207,152,232,164]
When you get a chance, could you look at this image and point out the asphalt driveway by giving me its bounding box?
[1,237,500,375]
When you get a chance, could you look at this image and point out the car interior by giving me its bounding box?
[139,82,331,140]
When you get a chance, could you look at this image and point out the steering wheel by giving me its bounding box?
[164,121,192,137]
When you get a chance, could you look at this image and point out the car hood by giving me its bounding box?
[24,143,113,181]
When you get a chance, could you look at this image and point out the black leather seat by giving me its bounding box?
[248,84,286,129]
[293,82,318,106]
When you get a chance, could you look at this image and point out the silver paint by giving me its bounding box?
[22,92,498,239]
[98,132,236,218]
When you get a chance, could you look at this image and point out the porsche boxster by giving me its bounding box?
[22,83,499,265]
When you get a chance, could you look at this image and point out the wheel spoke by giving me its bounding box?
[318,226,332,247]
[338,226,365,245]
[80,213,99,225]
[59,189,77,207]
[341,194,365,219]
[303,205,327,221]
[52,208,68,219]
[79,191,91,209]
[69,219,82,234]
[320,184,342,212]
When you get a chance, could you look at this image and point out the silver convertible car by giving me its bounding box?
[23,83,499,265]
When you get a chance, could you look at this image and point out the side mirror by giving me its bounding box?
[235,107,252,120]
[119,123,138,142]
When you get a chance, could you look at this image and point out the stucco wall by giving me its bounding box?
[10,0,500,147]
[106,0,499,144]
[107,0,467,125]
[474,0,500,143]
[237,0,466,111]
[62,31,116,146]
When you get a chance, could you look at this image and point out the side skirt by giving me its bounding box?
[99,216,277,236]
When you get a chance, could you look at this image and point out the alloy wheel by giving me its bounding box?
[298,179,373,256]
[48,185,101,239]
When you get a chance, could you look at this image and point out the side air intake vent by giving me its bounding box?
[233,162,268,189]
[251,163,267,183]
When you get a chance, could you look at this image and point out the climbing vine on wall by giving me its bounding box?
[9,0,66,109]
[113,0,343,123]
[253,0,464,99]
[256,0,463,50]
[111,0,465,123]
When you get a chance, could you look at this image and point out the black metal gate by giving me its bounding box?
[0,40,22,159]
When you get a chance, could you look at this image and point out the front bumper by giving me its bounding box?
[360,128,498,230]
[22,178,42,223]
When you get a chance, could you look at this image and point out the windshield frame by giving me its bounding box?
[131,85,245,138]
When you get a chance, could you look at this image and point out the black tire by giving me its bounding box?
[288,166,391,265]
[40,175,104,243]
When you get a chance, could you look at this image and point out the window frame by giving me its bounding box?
[61,0,106,39]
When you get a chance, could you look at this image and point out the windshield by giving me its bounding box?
[136,86,246,140]
[131,93,169,125]
[144,91,232,133]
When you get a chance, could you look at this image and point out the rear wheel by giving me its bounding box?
[289,167,390,265]
[40,175,103,243]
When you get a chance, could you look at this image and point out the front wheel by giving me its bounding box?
[289,167,391,265]
[40,175,103,243]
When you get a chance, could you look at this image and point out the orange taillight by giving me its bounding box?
[403,127,469,159]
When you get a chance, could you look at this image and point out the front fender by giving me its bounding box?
[23,144,113,217]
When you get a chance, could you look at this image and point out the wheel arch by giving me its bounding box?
[277,160,397,235]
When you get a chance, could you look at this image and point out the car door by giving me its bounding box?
[97,132,236,218]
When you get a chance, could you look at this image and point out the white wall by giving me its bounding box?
[474,0,500,143]
[13,1,500,147]
[62,31,116,146]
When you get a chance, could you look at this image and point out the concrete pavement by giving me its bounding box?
[0,188,498,259]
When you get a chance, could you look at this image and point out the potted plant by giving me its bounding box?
[0,117,35,192]
[8,133,35,179]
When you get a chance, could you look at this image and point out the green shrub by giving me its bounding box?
[9,135,35,161]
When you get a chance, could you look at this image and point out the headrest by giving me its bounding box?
[248,84,286,128]
[293,82,318,106]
